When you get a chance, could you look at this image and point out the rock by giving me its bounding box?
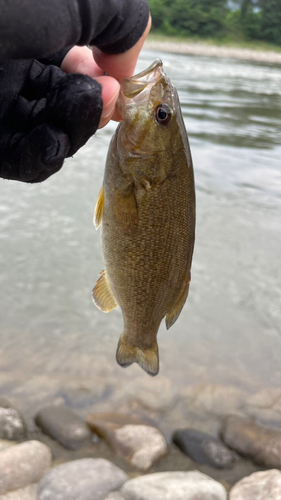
[59,378,112,409]
[35,405,92,450]
[0,439,17,451]
[37,458,129,500]
[229,469,281,499]
[121,471,227,500]
[162,398,222,440]
[113,376,175,411]
[221,415,281,468]
[0,441,51,495]
[246,388,281,408]
[114,425,168,470]
[240,388,281,428]
[0,398,27,441]
[103,493,125,500]
[173,428,234,469]
[182,384,246,418]
[0,484,38,500]
[87,413,168,470]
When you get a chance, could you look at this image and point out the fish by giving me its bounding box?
[92,59,195,377]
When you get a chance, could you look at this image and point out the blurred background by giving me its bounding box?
[149,0,281,47]
[0,0,280,435]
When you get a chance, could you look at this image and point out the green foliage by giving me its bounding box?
[260,0,281,45]
[149,0,228,38]
[148,0,281,46]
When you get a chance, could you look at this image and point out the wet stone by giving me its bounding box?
[121,471,227,500]
[0,440,51,495]
[0,439,17,451]
[35,405,92,450]
[229,469,281,500]
[221,415,281,468]
[37,458,129,500]
[0,484,38,500]
[103,493,124,500]
[240,388,281,429]
[87,413,168,470]
[0,398,27,441]
[112,376,175,412]
[173,428,234,469]
[182,384,247,418]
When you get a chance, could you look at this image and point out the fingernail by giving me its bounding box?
[101,88,120,119]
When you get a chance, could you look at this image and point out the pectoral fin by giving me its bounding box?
[113,183,138,230]
[165,273,191,329]
[94,185,104,229]
[92,269,118,312]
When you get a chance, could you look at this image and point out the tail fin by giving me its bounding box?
[116,333,159,377]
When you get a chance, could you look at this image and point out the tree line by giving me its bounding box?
[148,0,281,46]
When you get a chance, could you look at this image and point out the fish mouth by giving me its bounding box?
[132,59,163,80]
[121,59,164,99]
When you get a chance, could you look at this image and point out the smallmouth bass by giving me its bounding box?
[93,59,195,376]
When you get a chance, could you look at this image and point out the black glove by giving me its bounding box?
[0,58,103,183]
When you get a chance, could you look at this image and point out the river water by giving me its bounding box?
[0,50,281,419]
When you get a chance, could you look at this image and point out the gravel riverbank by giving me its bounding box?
[1,381,281,498]
[144,39,281,64]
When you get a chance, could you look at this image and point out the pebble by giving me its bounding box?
[221,415,281,468]
[114,424,167,470]
[182,384,246,417]
[0,398,27,441]
[103,494,124,500]
[35,405,92,450]
[0,484,38,500]
[37,458,129,500]
[0,439,17,451]
[0,441,51,495]
[87,413,167,470]
[241,388,281,429]
[113,375,175,411]
[121,471,227,500]
[173,428,234,469]
[229,469,281,500]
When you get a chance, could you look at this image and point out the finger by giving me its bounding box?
[0,123,70,183]
[46,73,104,156]
[111,107,122,123]
[94,76,120,129]
[22,60,65,100]
[60,46,104,79]
[92,15,151,82]
[4,95,47,133]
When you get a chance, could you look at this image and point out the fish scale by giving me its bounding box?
[93,60,195,376]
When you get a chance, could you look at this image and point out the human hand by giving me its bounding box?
[61,15,151,127]
[0,14,151,183]
[0,59,106,182]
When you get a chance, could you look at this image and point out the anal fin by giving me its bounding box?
[92,269,118,312]
[165,273,191,330]
[94,185,104,229]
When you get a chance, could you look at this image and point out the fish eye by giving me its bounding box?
[154,104,173,126]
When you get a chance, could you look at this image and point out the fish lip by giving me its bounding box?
[131,59,163,80]
[120,59,164,99]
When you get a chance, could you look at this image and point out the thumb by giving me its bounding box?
[95,75,120,129]
[92,15,152,82]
